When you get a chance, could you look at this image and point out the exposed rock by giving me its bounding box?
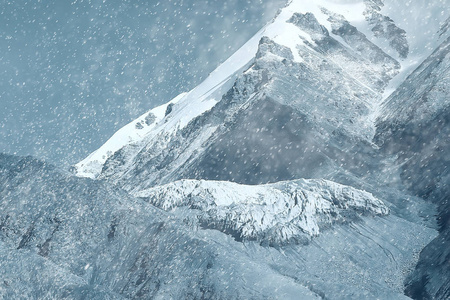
[363,0,409,58]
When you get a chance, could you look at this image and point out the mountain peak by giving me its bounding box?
[74,0,448,187]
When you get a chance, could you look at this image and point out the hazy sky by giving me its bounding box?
[0,0,286,167]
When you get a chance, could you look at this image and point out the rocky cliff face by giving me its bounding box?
[74,0,448,193]
[73,0,408,183]
[375,36,450,300]
[363,0,409,58]
[108,33,383,191]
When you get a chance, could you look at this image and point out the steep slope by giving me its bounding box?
[74,2,390,186]
[99,34,382,191]
[0,153,437,299]
[376,36,450,198]
[375,36,450,300]
[74,0,448,192]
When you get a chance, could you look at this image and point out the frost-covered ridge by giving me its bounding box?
[74,92,187,178]
[136,179,389,245]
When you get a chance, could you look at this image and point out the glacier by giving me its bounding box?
[135,178,389,245]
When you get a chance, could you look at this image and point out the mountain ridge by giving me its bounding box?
[74,0,449,185]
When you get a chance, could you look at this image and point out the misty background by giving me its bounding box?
[0,0,286,167]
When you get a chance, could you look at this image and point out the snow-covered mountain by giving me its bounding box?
[69,1,450,298]
[2,0,449,299]
[74,0,449,191]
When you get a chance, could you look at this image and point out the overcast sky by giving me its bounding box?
[0,0,286,167]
